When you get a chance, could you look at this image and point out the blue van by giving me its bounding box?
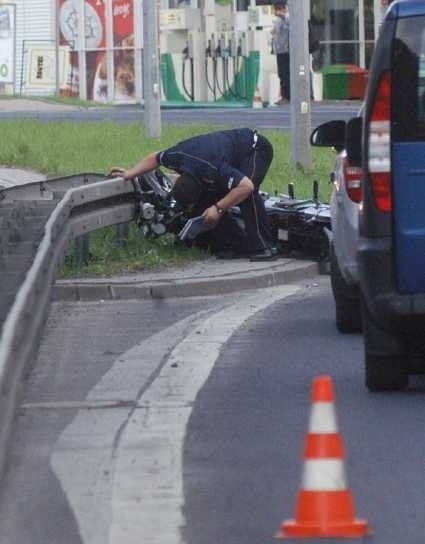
[357,0,425,390]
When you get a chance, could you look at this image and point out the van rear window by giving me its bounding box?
[392,16,425,141]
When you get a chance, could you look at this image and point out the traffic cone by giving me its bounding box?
[276,376,372,539]
[252,86,263,109]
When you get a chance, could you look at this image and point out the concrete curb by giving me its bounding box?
[53,260,319,301]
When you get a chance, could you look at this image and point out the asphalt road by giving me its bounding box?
[1,277,425,543]
[0,103,361,130]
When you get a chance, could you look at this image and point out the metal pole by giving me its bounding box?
[289,0,312,171]
[133,0,143,103]
[142,1,162,138]
[75,235,90,267]
[116,223,130,247]
[78,0,87,100]
[106,0,114,103]
[55,0,60,95]
[358,0,365,68]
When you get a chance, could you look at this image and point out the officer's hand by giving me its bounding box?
[202,205,220,224]
[109,167,128,179]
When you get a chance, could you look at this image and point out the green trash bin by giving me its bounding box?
[322,64,349,99]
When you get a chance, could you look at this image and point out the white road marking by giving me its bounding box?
[50,310,206,544]
[51,286,299,543]
[21,400,134,410]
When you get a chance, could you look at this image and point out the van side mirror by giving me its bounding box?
[310,120,346,152]
[346,116,363,166]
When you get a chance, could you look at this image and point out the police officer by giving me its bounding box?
[110,128,277,261]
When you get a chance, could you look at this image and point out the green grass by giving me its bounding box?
[60,226,208,278]
[0,119,336,276]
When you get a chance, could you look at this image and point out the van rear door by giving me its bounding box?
[392,15,425,293]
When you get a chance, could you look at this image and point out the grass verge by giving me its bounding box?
[0,119,336,277]
[60,226,209,278]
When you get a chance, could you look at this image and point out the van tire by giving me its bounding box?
[365,354,408,392]
[362,300,408,391]
[329,243,362,333]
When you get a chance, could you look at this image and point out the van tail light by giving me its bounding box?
[368,70,391,212]
[343,158,363,203]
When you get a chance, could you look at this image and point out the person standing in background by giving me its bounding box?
[271,0,290,105]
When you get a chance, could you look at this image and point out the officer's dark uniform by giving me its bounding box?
[157,128,274,254]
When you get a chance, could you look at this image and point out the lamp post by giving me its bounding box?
[142,0,161,138]
[289,0,312,171]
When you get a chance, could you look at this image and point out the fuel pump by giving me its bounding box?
[181,34,194,101]
[215,34,229,98]
[209,35,222,98]
[215,31,249,101]
[159,6,204,103]
[205,34,217,100]
[225,33,238,99]
[236,32,249,100]
[204,30,249,102]
[160,1,262,105]
[226,32,247,100]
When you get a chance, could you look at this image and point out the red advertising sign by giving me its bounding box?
[57,0,136,101]
[113,0,133,46]
[112,0,135,100]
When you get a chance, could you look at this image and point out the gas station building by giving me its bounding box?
[0,0,390,104]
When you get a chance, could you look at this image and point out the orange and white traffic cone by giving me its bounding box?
[276,375,372,539]
[252,86,263,109]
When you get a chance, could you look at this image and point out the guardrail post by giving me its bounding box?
[116,223,129,247]
[75,234,90,267]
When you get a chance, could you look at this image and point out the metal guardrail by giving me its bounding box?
[0,173,137,481]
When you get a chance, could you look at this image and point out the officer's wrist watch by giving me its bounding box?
[214,204,225,214]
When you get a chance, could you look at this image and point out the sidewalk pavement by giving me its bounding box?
[53,257,319,301]
[0,167,46,187]
[0,100,322,300]
[0,98,91,113]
